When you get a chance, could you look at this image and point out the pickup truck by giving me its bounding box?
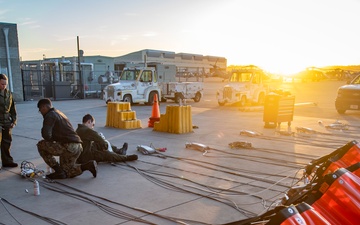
[102,66,203,105]
[335,74,360,114]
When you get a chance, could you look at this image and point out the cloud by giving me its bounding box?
[181,29,192,33]
[54,35,76,42]
[54,34,99,42]
[0,9,9,15]
[110,34,132,45]
[110,40,119,46]
[18,18,41,29]
[124,13,138,16]
[20,19,36,25]
[142,32,157,37]
[21,48,52,53]
[109,33,132,41]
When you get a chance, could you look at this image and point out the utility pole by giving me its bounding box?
[77,36,84,99]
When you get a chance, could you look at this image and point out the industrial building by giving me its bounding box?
[20,50,227,101]
[0,22,23,102]
[114,49,227,76]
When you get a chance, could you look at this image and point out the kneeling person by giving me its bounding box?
[76,114,138,164]
[37,99,97,179]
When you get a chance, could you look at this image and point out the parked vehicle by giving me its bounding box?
[297,69,326,82]
[159,82,202,103]
[216,65,276,106]
[335,74,360,114]
[103,65,203,105]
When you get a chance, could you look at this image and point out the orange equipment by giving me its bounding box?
[148,93,160,127]
[304,167,360,225]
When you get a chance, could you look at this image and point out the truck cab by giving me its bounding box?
[103,67,160,105]
[335,74,360,114]
[216,66,271,106]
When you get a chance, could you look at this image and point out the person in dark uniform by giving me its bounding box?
[37,98,97,179]
[76,114,138,164]
[0,74,18,168]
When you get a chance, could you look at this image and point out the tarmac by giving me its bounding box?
[1,79,359,225]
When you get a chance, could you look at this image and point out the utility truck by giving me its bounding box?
[102,64,203,105]
[216,65,277,106]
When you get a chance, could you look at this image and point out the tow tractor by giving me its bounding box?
[216,65,274,106]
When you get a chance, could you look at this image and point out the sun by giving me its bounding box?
[196,1,360,77]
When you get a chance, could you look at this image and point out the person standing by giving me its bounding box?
[37,98,97,179]
[0,74,18,168]
[76,114,138,164]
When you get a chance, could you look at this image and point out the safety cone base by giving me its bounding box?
[106,102,142,129]
[148,93,160,127]
[153,105,193,134]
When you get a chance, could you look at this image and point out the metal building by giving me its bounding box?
[114,49,227,77]
[0,22,23,102]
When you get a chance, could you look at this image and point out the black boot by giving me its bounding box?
[46,164,67,179]
[114,143,128,155]
[125,154,138,161]
[81,160,97,178]
[2,162,18,168]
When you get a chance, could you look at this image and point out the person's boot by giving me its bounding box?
[114,143,128,155]
[46,164,67,179]
[125,154,138,161]
[2,162,18,168]
[81,160,97,178]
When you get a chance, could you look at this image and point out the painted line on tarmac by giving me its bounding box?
[295,102,317,107]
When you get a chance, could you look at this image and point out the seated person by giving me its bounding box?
[76,114,137,164]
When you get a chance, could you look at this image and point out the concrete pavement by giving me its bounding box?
[1,80,359,225]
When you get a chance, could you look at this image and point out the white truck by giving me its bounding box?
[216,66,276,106]
[103,65,203,105]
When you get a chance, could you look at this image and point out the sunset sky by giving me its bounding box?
[1,0,359,74]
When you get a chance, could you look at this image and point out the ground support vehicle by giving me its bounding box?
[216,66,276,106]
[159,82,203,103]
[335,74,360,114]
[103,65,203,105]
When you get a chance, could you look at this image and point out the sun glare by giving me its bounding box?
[196,0,360,76]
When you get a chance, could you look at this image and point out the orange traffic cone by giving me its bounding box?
[148,93,160,127]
